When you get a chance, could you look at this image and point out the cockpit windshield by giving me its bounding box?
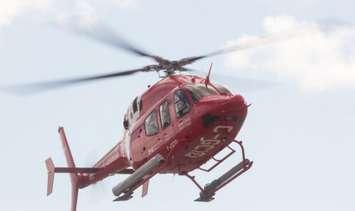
[185,84,218,102]
[214,84,232,95]
[185,84,232,102]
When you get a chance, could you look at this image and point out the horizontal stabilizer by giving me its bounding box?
[46,158,55,196]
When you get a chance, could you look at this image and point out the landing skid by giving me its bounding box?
[113,191,133,201]
[185,140,253,202]
[112,154,165,202]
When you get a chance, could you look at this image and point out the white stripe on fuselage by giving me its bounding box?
[122,130,132,165]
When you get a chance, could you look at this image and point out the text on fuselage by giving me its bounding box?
[185,126,233,159]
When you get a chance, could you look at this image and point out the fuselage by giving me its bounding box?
[85,74,248,186]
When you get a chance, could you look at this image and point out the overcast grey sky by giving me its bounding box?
[0,1,354,211]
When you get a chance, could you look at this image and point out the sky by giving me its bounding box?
[0,0,354,211]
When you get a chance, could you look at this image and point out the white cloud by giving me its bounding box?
[112,0,134,8]
[55,0,98,27]
[0,0,134,28]
[0,0,49,26]
[226,15,355,92]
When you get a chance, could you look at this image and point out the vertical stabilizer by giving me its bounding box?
[58,127,78,186]
[58,127,80,211]
[45,127,80,211]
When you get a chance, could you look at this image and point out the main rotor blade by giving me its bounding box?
[177,30,303,66]
[65,22,169,64]
[191,69,280,92]
[3,65,161,95]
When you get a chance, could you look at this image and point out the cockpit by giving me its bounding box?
[123,83,232,131]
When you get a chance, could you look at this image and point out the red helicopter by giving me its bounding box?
[10,24,285,211]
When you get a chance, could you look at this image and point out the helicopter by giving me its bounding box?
[7,23,291,211]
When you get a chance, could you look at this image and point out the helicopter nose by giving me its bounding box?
[199,95,247,128]
[216,95,247,116]
[226,95,247,109]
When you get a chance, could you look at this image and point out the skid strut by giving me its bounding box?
[185,140,253,202]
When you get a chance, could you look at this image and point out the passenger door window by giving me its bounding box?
[145,111,159,136]
[160,101,171,128]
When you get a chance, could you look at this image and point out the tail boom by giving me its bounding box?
[45,127,132,211]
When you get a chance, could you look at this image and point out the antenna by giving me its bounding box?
[205,62,213,87]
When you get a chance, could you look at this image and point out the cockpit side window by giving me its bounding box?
[139,99,143,111]
[159,101,171,128]
[132,97,138,113]
[144,110,159,136]
[174,90,191,118]
[123,114,129,130]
